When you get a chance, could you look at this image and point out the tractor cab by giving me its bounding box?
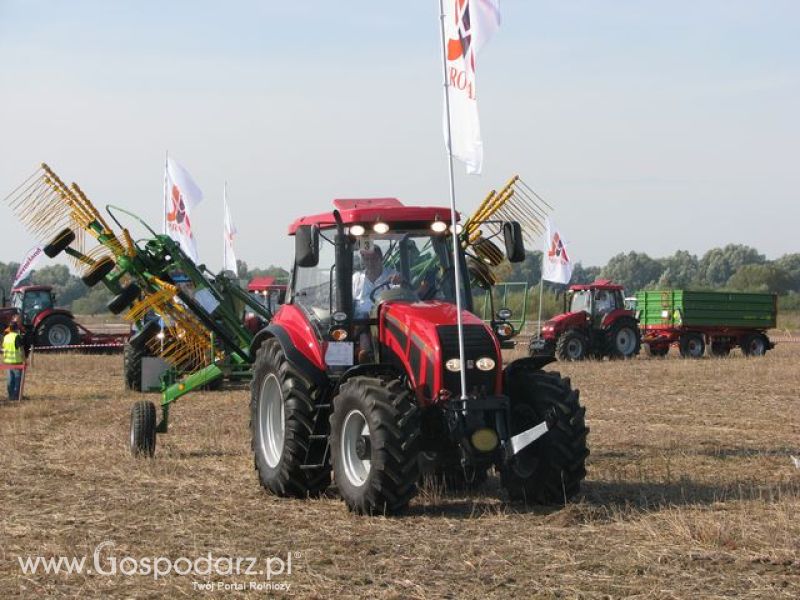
[567,284,625,327]
[11,286,55,326]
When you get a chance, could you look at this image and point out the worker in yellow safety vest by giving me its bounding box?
[3,319,24,400]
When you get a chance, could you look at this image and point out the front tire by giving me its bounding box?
[555,330,588,361]
[330,376,421,515]
[501,366,589,504]
[250,338,330,498]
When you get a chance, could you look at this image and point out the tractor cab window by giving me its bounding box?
[593,289,619,316]
[293,232,336,329]
[19,290,52,322]
[569,290,592,314]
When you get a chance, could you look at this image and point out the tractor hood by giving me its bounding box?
[379,300,502,405]
[541,311,588,339]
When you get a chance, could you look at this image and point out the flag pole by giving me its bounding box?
[162,150,169,235]
[438,0,468,401]
[223,181,228,274]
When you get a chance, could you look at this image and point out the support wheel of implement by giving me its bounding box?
[250,338,330,498]
[741,333,768,357]
[606,320,641,359]
[43,228,76,258]
[556,330,588,361]
[679,333,705,359]
[130,400,157,457]
[501,367,589,504]
[108,283,141,315]
[81,257,115,287]
[330,376,421,515]
[36,315,78,347]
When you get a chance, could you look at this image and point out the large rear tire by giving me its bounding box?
[555,330,588,361]
[250,338,330,498]
[606,320,641,359]
[500,367,589,504]
[35,315,78,347]
[330,376,420,515]
[679,332,705,359]
[124,342,145,391]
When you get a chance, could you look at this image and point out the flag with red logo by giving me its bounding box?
[165,157,203,263]
[222,184,238,274]
[542,218,573,285]
[12,246,43,288]
[443,0,501,174]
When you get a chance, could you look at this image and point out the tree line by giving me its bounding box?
[1,244,797,314]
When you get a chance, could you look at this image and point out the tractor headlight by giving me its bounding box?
[349,224,365,236]
[332,311,347,323]
[431,220,448,233]
[445,358,461,372]
[373,222,390,234]
[475,356,495,371]
[496,308,512,321]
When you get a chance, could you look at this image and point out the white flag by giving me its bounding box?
[165,157,203,263]
[222,185,238,275]
[443,0,501,175]
[12,246,43,288]
[541,218,573,285]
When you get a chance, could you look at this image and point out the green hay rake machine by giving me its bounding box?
[6,164,272,454]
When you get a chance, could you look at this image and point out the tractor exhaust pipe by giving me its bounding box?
[332,210,352,326]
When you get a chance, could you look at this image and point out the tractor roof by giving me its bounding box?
[287,198,458,234]
[569,279,625,292]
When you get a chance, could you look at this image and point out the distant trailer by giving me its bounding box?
[634,290,776,358]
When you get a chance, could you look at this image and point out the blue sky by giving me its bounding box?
[1,1,798,271]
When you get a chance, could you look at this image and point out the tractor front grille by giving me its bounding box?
[437,324,498,396]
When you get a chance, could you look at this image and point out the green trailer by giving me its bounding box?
[634,290,776,358]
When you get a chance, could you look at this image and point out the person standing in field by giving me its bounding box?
[3,320,25,400]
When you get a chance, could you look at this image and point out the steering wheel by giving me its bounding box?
[426,266,454,298]
[369,278,414,303]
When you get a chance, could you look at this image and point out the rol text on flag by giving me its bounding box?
[443,0,501,174]
[165,157,203,263]
[12,246,43,288]
[222,185,238,274]
[541,218,573,285]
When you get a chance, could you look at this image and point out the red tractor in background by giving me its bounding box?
[530,279,641,361]
[248,198,589,515]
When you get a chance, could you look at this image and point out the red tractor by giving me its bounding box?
[0,285,80,347]
[530,279,641,361]
[248,198,589,514]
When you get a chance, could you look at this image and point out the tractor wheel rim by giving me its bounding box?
[341,409,370,487]
[749,338,764,355]
[258,374,285,468]
[48,324,71,346]
[616,329,635,355]
[567,339,582,358]
[689,340,702,356]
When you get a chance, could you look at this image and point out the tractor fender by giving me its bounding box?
[600,309,638,330]
[32,308,75,331]
[504,355,557,381]
[250,324,328,389]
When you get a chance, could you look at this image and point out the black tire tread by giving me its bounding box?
[130,400,156,457]
[555,330,588,361]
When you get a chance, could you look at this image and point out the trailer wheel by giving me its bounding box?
[330,376,421,515]
[741,333,768,357]
[36,315,78,347]
[108,283,141,315]
[81,257,115,287]
[555,330,588,361]
[130,400,157,457]
[606,320,641,359]
[679,333,705,359]
[500,367,588,504]
[250,338,330,498]
[43,228,75,258]
[418,449,489,491]
[709,342,731,358]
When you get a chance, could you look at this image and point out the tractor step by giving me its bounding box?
[299,463,326,470]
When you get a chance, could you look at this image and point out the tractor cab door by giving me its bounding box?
[19,290,53,325]
[591,289,621,328]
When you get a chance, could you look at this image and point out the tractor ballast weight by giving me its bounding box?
[249,198,589,514]
[531,279,641,361]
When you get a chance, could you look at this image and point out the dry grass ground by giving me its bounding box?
[1,342,799,599]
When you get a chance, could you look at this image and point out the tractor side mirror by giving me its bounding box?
[295,225,320,267]
[503,221,525,263]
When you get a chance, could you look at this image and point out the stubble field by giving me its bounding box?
[1,341,799,599]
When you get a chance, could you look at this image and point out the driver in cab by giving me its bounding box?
[352,244,399,319]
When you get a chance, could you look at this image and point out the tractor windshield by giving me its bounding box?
[293,228,467,329]
[569,290,592,314]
